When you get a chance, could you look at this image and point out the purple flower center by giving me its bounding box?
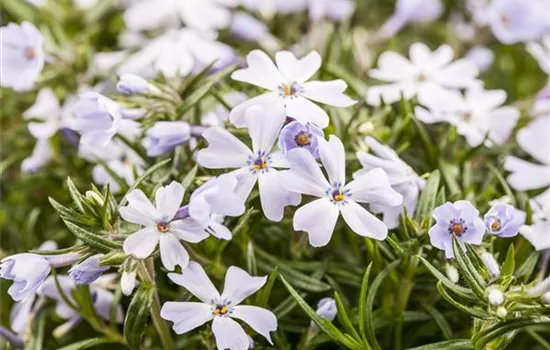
[213,304,229,315]
[448,218,467,236]
[294,131,312,147]
[156,222,169,233]
[248,151,271,173]
[328,185,350,204]
[279,82,302,98]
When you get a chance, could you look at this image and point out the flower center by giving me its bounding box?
[448,218,467,236]
[156,222,169,233]
[462,112,472,122]
[417,73,428,82]
[213,304,229,316]
[248,151,271,173]
[294,131,311,147]
[488,217,501,232]
[327,185,350,204]
[500,14,510,25]
[24,47,35,60]
[279,82,302,98]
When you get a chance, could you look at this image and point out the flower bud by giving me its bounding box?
[481,252,500,278]
[69,254,109,285]
[445,264,459,283]
[121,257,138,296]
[85,191,104,207]
[116,74,150,95]
[527,276,550,297]
[315,297,337,321]
[496,306,507,318]
[488,288,504,306]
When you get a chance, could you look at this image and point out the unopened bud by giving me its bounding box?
[116,74,150,95]
[481,252,500,278]
[496,306,507,318]
[445,264,460,283]
[316,297,337,321]
[488,288,504,306]
[121,257,138,296]
[85,191,104,207]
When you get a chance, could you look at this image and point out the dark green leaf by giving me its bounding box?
[124,285,155,349]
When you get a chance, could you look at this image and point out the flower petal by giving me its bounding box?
[221,266,267,305]
[229,92,281,128]
[231,50,283,91]
[281,148,330,197]
[340,200,388,240]
[245,104,286,154]
[212,316,250,350]
[318,135,346,186]
[155,181,185,220]
[369,51,416,82]
[122,189,161,224]
[231,305,277,344]
[160,302,214,334]
[123,227,160,259]
[275,50,321,83]
[285,96,329,129]
[301,80,356,107]
[170,219,210,243]
[258,169,301,222]
[167,261,220,303]
[197,127,252,169]
[504,156,550,191]
[345,168,403,206]
[293,198,339,247]
[159,233,189,271]
[516,115,550,164]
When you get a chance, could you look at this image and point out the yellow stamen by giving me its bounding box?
[214,305,228,315]
[156,222,169,233]
[253,159,268,170]
[333,194,345,202]
[490,221,500,231]
[283,84,291,96]
[24,47,35,60]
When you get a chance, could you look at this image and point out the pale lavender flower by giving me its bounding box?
[531,84,550,118]
[116,74,150,95]
[21,138,53,173]
[230,50,356,129]
[144,121,191,157]
[278,121,324,158]
[377,0,443,39]
[527,36,550,75]
[68,254,109,285]
[484,203,525,237]
[307,0,356,22]
[197,104,301,221]
[520,190,550,251]
[161,262,277,350]
[10,296,35,336]
[428,201,485,258]
[231,12,269,42]
[280,135,403,247]
[465,46,495,72]
[315,297,337,321]
[0,21,44,91]
[354,137,425,229]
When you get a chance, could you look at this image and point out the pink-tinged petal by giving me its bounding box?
[231,50,283,91]
[212,316,250,350]
[318,136,346,186]
[285,96,329,129]
[275,50,321,83]
[340,200,388,240]
[167,261,220,303]
[197,127,252,169]
[258,169,301,222]
[159,234,189,271]
[155,181,185,220]
[122,189,161,223]
[282,148,330,197]
[301,80,357,108]
[293,198,339,247]
[221,266,267,305]
[516,116,550,164]
[369,52,417,82]
[504,157,550,191]
[160,302,214,334]
[229,92,281,128]
[345,168,403,206]
[231,305,277,344]
[123,227,160,259]
[245,104,286,154]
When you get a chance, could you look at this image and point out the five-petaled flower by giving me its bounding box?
[230,50,356,129]
[281,135,403,247]
[161,261,277,350]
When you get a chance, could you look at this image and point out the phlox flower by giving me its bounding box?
[197,104,301,221]
[354,137,425,229]
[415,86,519,147]
[278,121,324,159]
[504,115,550,192]
[0,21,44,91]
[428,201,485,258]
[465,46,495,72]
[161,262,277,350]
[520,190,550,251]
[376,0,443,39]
[484,203,525,237]
[366,43,480,106]
[280,135,403,247]
[527,36,550,74]
[532,85,550,119]
[230,50,356,129]
[120,182,209,271]
[144,121,191,157]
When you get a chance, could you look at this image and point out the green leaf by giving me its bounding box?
[436,282,488,319]
[63,220,121,253]
[280,276,363,350]
[500,244,515,279]
[56,338,121,350]
[414,170,441,228]
[119,158,171,207]
[418,256,476,302]
[66,177,85,213]
[439,161,461,197]
[406,339,473,350]
[179,61,218,98]
[255,266,279,308]
[515,251,540,281]
[451,237,486,302]
[472,317,550,350]
[334,291,361,342]
[422,303,453,339]
[27,308,47,350]
[246,241,257,276]
[124,285,155,349]
[366,260,401,350]
[181,164,198,189]
[358,263,373,344]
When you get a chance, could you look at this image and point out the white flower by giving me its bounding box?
[124,0,238,32]
[354,137,425,229]
[531,85,550,118]
[416,86,519,147]
[376,0,443,39]
[520,190,550,251]
[0,21,44,91]
[488,288,504,306]
[118,29,234,78]
[120,182,209,271]
[366,43,480,107]
[121,270,137,296]
[504,115,550,192]
[465,46,495,72]
[527,36,550,74]
[230,50,356,129]
[281,135,403,247]
[197,104,301,221]
[21,138,53,173]
[161,262,277,350]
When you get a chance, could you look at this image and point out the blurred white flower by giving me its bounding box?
[231,50,356,129]
[118,29,234,78]
[144,121,191,157]
[307,0,356,22]
[527,36,550,74]
[520,190,550,251]
[366,43,480,106]
[465,46,495,72]
[116,74,151,95]
[0,21,44,91]
[354,137,425,229]
[161,262,277,350]
[241,0,307,16]
[415,86,519,147]
[377,0,443,39]
[531,84,550,118]
[198,104,301,221]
